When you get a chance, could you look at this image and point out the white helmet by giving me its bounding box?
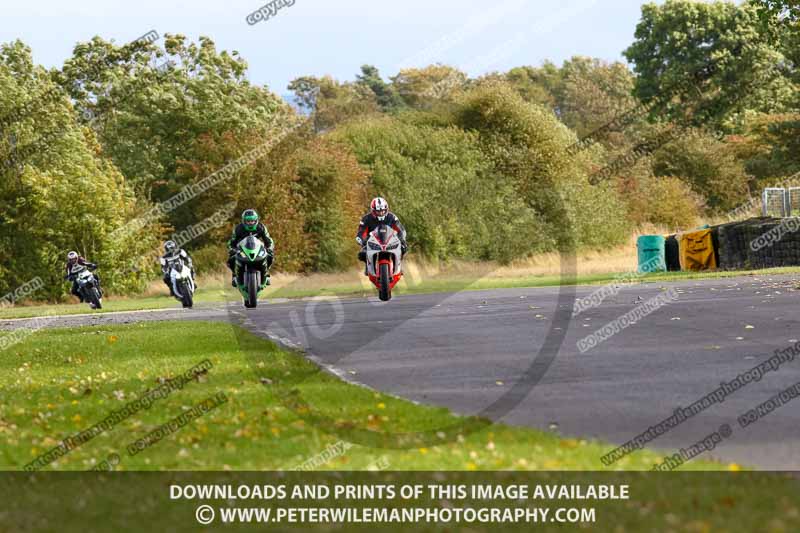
[370,197,389,221]
[164,240,177,254]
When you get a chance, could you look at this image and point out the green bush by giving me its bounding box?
[294,138,369,271]
[335,117,548,263]
[452,81,629,251]
[189,244,228,275]
[626,173,704,230]
[652,129,751,212]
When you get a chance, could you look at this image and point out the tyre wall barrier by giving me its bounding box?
[714,217,800,270]
[641,217,800,274]
[665,234,681,272]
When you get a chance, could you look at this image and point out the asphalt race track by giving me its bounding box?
[4,274,800,469]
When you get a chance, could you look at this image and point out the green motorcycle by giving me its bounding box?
[234,235,271,308]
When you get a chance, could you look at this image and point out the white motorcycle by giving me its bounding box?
[365,224,404,301]
[166,256,195,309]
[68,264,102,309]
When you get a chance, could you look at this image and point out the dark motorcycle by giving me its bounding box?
[234,235,271,308]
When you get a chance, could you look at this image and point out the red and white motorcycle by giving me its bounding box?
[365,224,404,301]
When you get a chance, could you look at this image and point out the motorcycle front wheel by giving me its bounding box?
[379,263,391,302]
[245,270,260,308]
[87,287,102,309]
[180,281,193,309]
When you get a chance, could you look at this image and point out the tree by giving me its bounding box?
[390,65,467,108]
[0,41,159,300]
[502,59,646,155]
[749,0,800,25]
[288,76,322,114]
[58,34,288,231]
[355,65,405,112]
[288,75,378,132]
[452,82,629,250]
[558,57,642,146]
[732,112,800,182]
[624,0,796,132]
[335,115,554,262]
[293,139,369,271]
[504,63,561,110]
[652,129,752,212]
[626,174,705,229]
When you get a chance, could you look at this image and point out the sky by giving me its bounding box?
[0,0,661,97]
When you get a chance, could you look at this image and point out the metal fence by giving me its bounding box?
[763,188,789,217]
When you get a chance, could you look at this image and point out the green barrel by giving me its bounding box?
[637,235,666,273]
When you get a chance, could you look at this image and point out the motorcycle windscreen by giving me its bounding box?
[375,225,393,244]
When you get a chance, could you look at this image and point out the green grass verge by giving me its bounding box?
[3,264,799,320]
[0,287,226,319]
[0,321,729,471]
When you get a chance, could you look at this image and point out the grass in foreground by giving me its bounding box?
[0,321,728,471]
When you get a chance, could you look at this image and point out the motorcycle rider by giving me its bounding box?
[355,197,407,273]
[64,251,100,303]
[227,209,275,288]
[160,240,195,296]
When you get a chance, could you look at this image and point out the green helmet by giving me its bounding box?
[242,209,260,231]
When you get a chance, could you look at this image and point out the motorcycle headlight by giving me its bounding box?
[386,243,400,250]
[368,242,382,251]
[258,249,267,258]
